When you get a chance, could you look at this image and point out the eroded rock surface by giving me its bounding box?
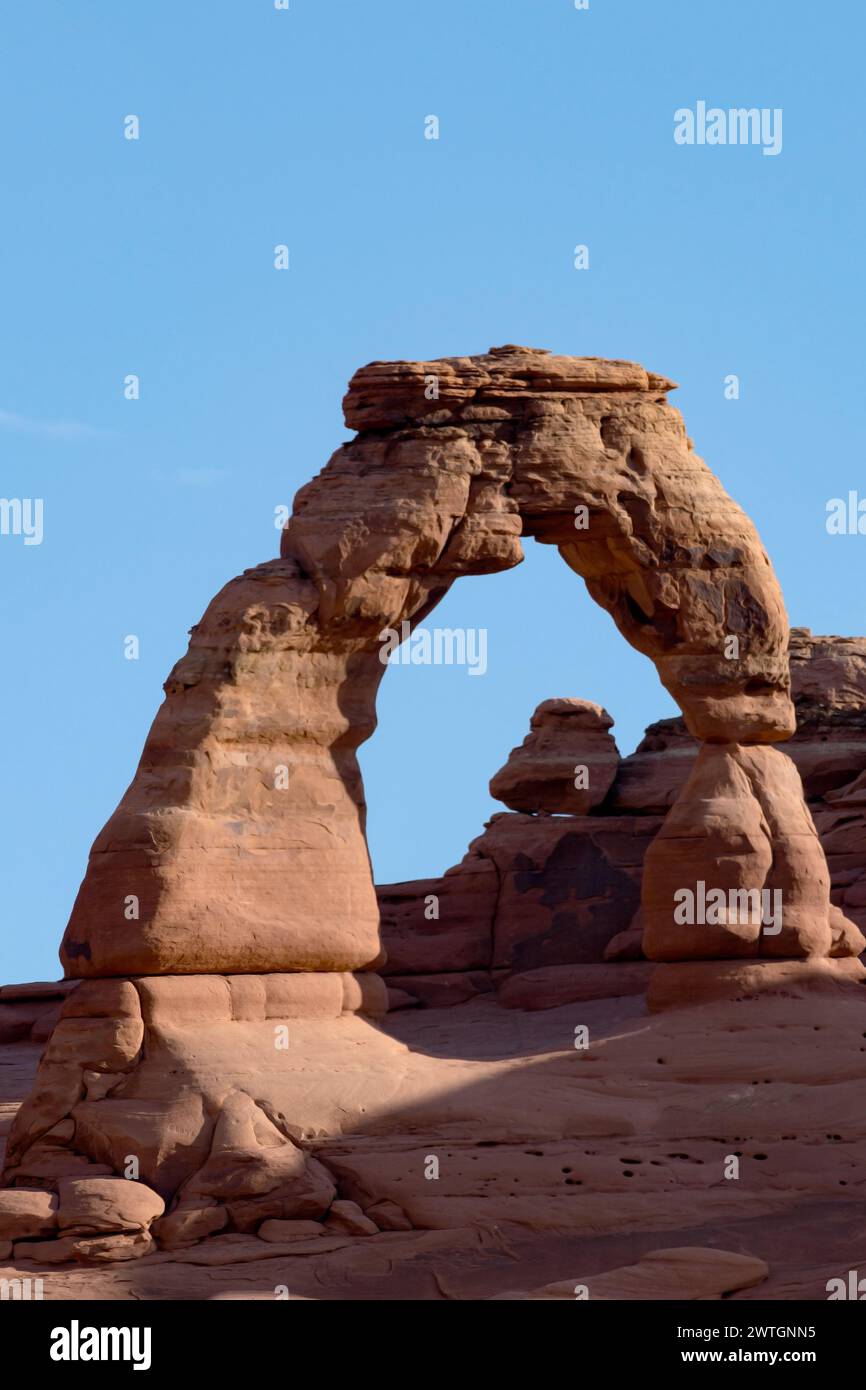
[492,1247,770,1301]
[4,987,866,1300]
[3,349,860,1275]
[58,346,799,981]
[489,698,619,814]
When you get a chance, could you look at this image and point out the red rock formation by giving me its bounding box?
[789,629,866,936]
[489,698,619,814]
[642,742,835,961]
[2,348,860,1266]
[616,631,866,941]
[381,630,866,1005]
[607,717,698,814]
[59,346,801,979]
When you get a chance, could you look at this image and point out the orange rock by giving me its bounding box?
[642,743,850,962]
[324,1199,379,1236]
[152,1204,227,1250]
[0,1189,58,1240]
[256,1219,326,1243]
[489,699,619,814]
[647,956,866,1012]
[56,1176,164,1235]
[13,1231,156,1264]
[57,348,794,981]
[5,347,845,1262]
[498,962,654,1010]
[493,1247,769,1300]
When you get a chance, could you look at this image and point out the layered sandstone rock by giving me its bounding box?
[378,809,661,1002]
[60,345,799,981]
[377,862,497,978]
[647,956,866,1013]
[0,981,79,1045]
[607,717,699,814]
[611,631,866,941]
[788,629,866,935]
[641,743,836,962]
[0,968,391,1262]
[492,1247,770,1301]
[612,630,866,811]
[789,627,866,720]
[3,347,854,1263]
[60,559,384,979]
[7,983,866,1299]
[380,642,866,1002]
[489,698,619,814]
[821,776,866,934]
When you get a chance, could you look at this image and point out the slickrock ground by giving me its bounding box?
[3,982,866,1300]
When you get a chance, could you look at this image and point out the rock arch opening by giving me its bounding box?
[361,534,671,890]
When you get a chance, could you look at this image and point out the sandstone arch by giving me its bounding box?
[59,347,811,977]
[3,346,860,1259]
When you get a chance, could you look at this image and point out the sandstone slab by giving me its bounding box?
[647,956,866,1012]
[57,1176,165,1235]
[498,963,654,1011]
[0,1189,58,1240]
[493,1247,769,1300]
[324,1200,379,1236]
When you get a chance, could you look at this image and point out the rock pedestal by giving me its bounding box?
[641,742,837,962]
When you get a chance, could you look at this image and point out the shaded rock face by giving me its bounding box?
[0,981,79,1046]
[0,972,387,1262]
[379,811,660,994]
[789,627,866,717]
[3,348,856,1264]
[8,986,866,1300]
[784,630,866,938]
[492,1247,769,1301]
[607,717,699,814]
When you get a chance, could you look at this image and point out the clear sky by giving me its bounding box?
[2,0,864,983]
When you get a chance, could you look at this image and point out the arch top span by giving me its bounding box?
[287,345,793,745]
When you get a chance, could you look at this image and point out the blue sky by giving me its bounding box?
[2,0,864,982]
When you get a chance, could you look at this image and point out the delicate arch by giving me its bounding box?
[60,347,836,978]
